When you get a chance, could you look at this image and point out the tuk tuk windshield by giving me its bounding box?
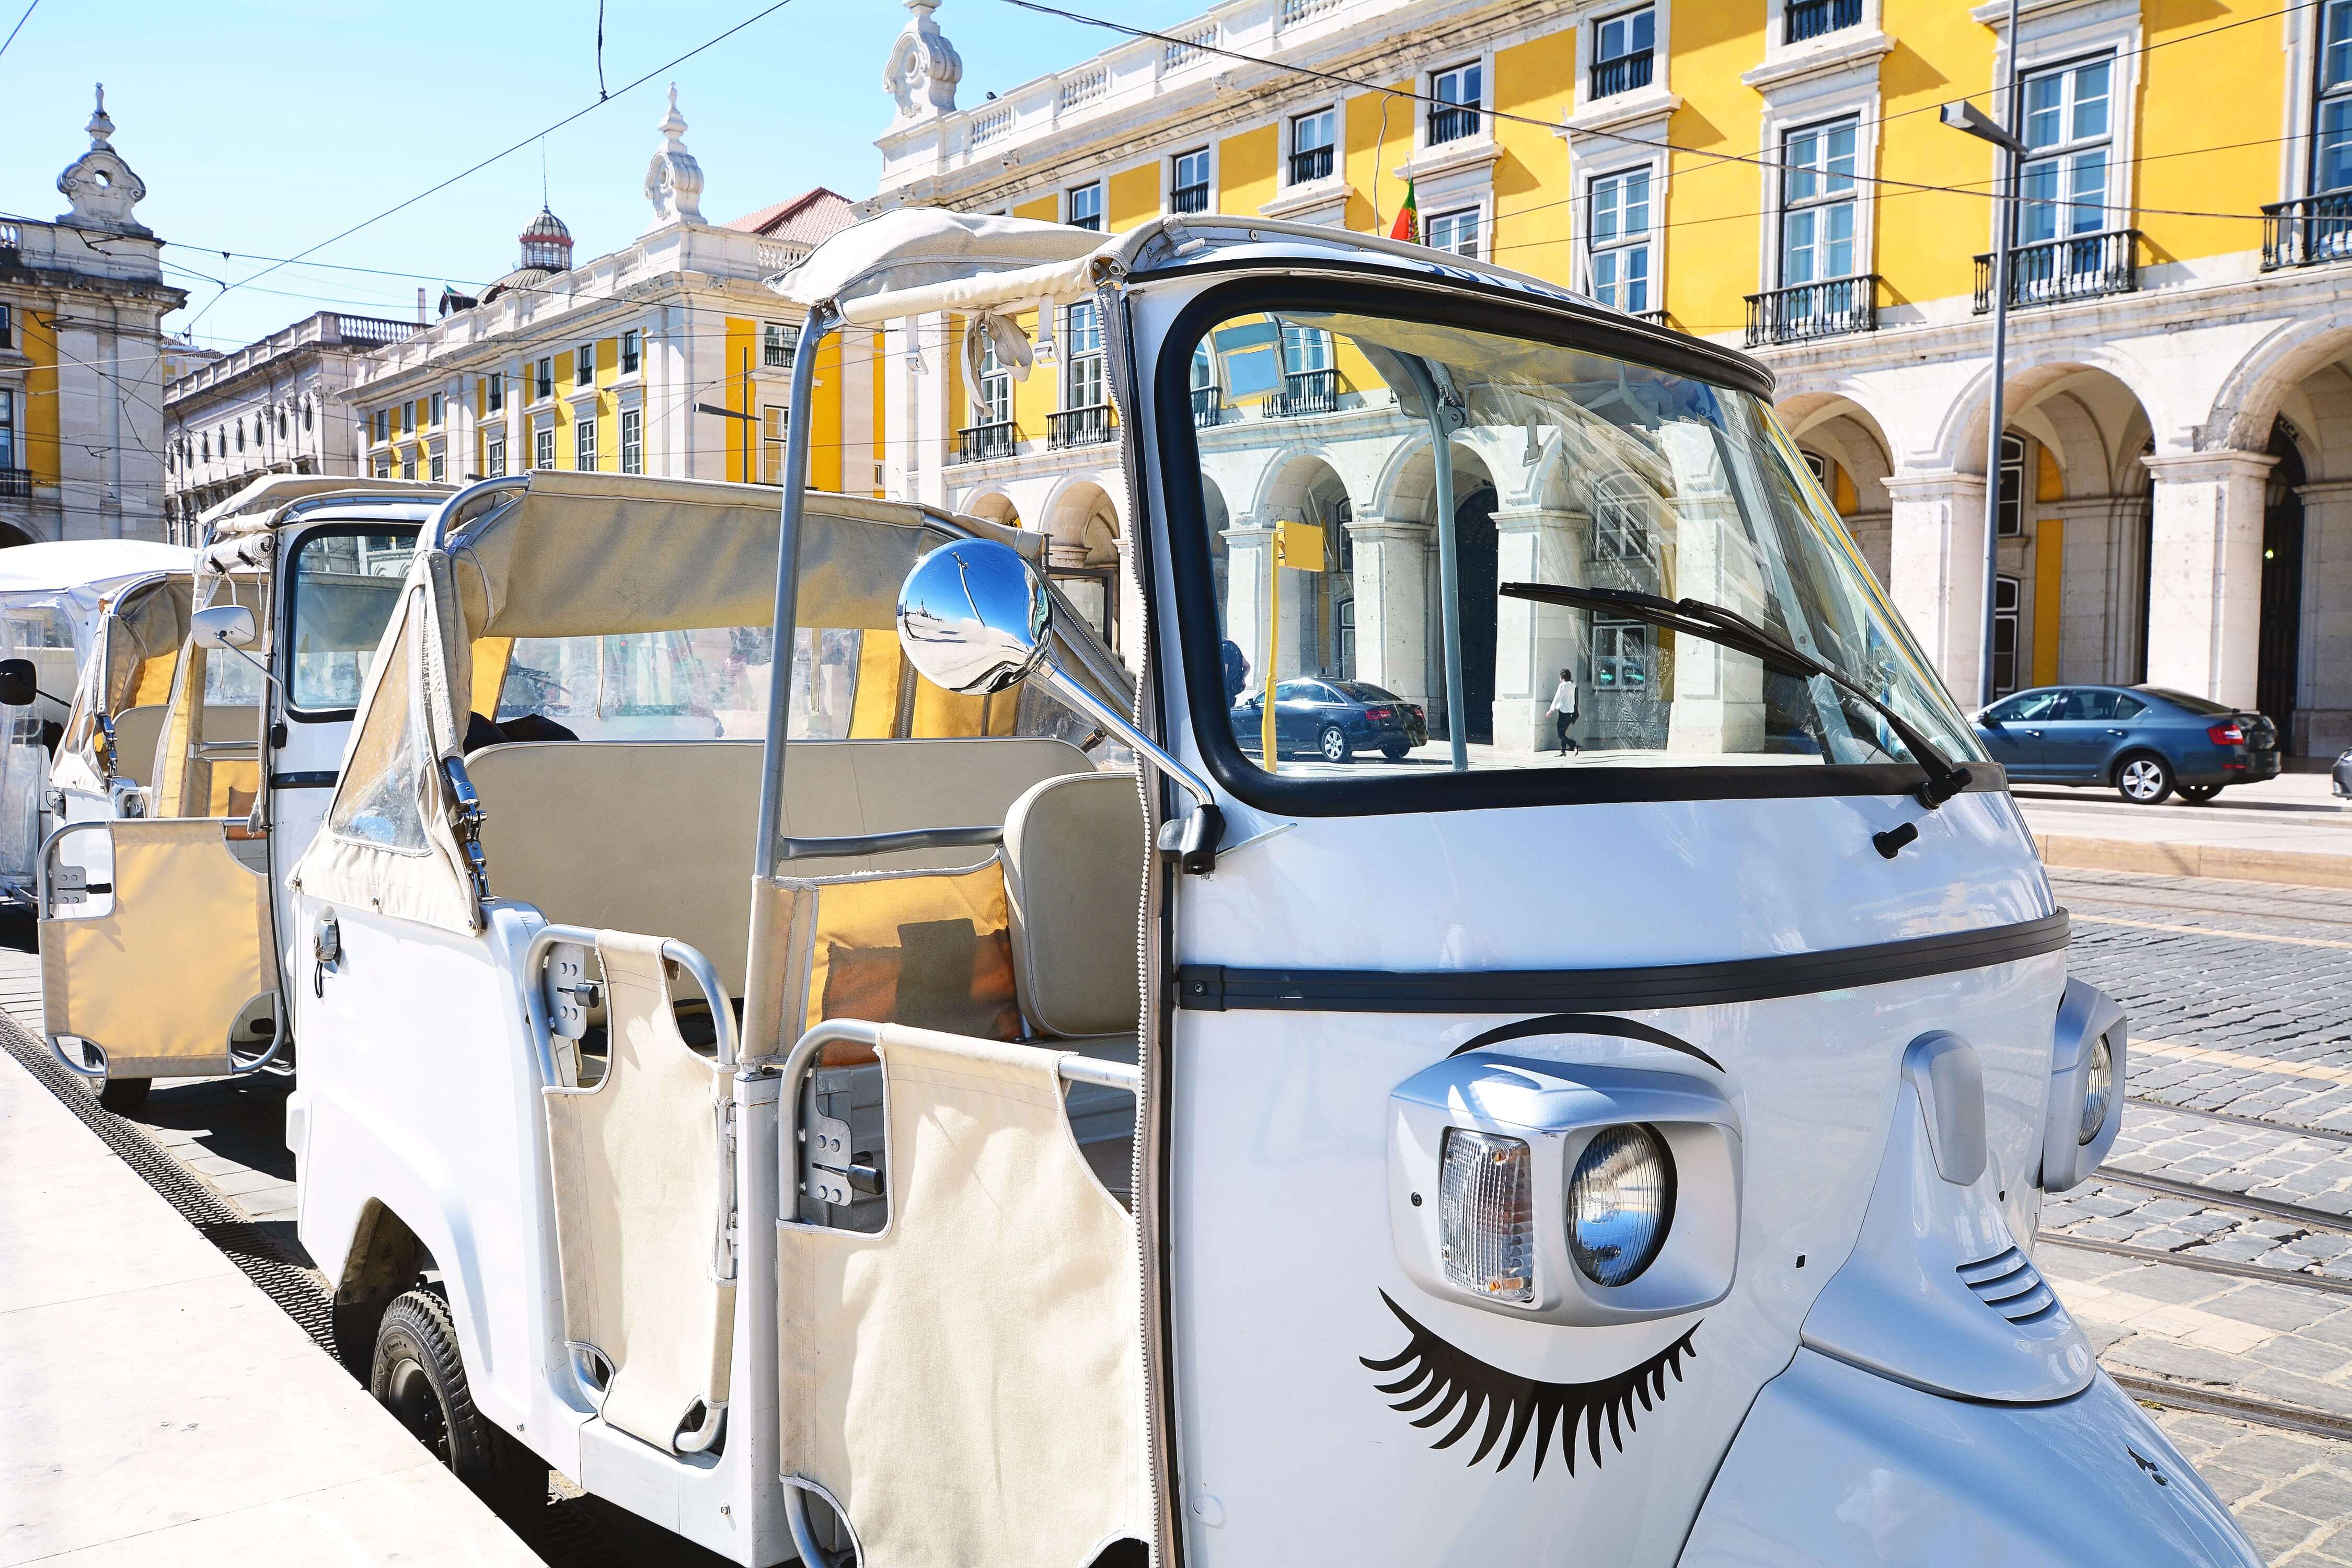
[1179,306,1981,788]
[285,530,417,711]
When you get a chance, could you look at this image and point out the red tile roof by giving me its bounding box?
[726,188,859,246]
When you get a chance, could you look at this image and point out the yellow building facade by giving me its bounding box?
[875,0,2352,757]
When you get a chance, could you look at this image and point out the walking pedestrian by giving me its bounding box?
[1221,638,1250,708]
[1548,667,1579,755]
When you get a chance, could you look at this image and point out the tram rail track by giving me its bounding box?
[2090,1167,2352,1235]
[2108,1373,2352,1444]
[2127,1097,2352,1147]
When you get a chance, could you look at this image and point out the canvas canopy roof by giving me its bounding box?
[0,539,192,598]
[198,475,456,539]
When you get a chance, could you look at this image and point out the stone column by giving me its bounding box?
[1220,523,1277,698]
[1344,513,1433,714]
[1490,503,1589,752]
[1663,491,1765,754]
[1883,468,1990,705]
[2142,449,2273,709]
[2049,494,2141,685]
[2295,479,2352,757]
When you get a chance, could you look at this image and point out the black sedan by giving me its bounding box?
[1231,678,1426,763]
[1973,684,2281,803]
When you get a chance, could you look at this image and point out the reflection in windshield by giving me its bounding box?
[1185,308,1979,782]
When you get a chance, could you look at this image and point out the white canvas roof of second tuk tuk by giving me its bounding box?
[0,539,193,598]
[197,474,457,539]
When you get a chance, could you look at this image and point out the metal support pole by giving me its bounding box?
[1977,0,2022,710]
[751,307,837,879]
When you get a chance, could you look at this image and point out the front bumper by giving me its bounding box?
[1678,1350,2259,1566]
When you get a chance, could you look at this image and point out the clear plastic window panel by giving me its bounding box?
[286,532,417,710]
[492,626,863,743]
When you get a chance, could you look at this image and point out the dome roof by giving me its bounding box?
[516,204,574,275]
[520,206,572,246]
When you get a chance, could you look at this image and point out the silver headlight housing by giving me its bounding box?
[2044,978,2126,1191]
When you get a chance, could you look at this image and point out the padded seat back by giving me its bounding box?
[999,772,1145,1040]
[468,736,1091,997]
[111,705,167,788]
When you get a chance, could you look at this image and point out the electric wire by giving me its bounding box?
[0,0,37,62]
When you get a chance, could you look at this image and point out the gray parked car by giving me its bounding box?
[1973,684,2281,804]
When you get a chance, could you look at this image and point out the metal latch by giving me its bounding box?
[442,754,489,900]
[50,865,86,907]
[542,940,597,1039]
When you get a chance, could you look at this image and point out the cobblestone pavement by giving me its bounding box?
[2156,1410,2352,1566]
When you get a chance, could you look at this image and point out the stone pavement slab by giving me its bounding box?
[2022,774,2352,888]
[0,1037,536,1566]
[2158,1411,2352,1567]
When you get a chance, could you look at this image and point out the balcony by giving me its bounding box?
[1785,0,1862,43]
[1048,405,1114,450]
[0,468,31,500]
[1972,229,2140,312]
[2262,194,2352,271]
[1192,387,1227,428]
[1632,308,1672,329]
[956,423,1017,464]
[1428,103,1481,146]
[1171,181,1210,215]
[1268,368,1339,418]
[1743,276,1879,347]
[1589,50,1653,101]
[1288,145,1334,185]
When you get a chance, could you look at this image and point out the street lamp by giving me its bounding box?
[1941,0,2026,710]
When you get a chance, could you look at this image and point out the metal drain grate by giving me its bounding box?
[1956,1246,2062,1325]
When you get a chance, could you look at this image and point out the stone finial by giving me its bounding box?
[57,82,149,234]
[643,82,706,229]
[885,0,963,122]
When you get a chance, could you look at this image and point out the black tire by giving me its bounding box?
[1380,742,1410,761]
[371,1289,545,1517]
[2180,783,2223,803]
[95,1076,151,1113]
[1318,724,1353,764]
[2114,752,2175,805]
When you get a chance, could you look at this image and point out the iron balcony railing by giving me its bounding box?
[1171,181,1210,214]
[1192,387,1226,428]
[0,468,32,500]
[1428,103,1481,145]
[1590,50,1653,100]
[1785,0,1862,43]
[1048,405,1114,449]
[1269,368,1340,417]
[1743,275,1880,347]
[955,422,1017,464]
[1972,229,2140,312]
[1289,145,1335,185]
[2261,193,2352,270]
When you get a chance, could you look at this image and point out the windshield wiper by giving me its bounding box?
[1498,581,1975,811]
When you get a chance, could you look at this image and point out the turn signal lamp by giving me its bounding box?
[1439,1130,1536,1301]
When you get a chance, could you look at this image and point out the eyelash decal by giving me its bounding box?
[1359,1292,1700,1478]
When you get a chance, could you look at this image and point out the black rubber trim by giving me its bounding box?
[1175,909,2070,1013]
[271,770,338,789]
[1149,272,1996,820]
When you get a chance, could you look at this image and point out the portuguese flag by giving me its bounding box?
[1390,178,1419,244]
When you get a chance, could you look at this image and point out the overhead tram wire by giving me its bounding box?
[181,0,804,333]
[986,0,2303,227]
[0,0,37,62]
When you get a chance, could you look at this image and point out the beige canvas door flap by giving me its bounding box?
[778,1029,1146,1566]
[543,930,735,1453]
[39,818,270,1079]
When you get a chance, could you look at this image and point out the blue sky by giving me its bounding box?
[0,0,1203,349]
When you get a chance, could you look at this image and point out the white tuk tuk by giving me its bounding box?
[269,211,2253,1566]
[36,479,448,1109]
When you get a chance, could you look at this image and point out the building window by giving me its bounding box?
[425,391,440,427]
[1592,7,1656,99]
[236,422,246,453]
[2019,56,2114,246]
[621,329,641,374]
[1992,575,2021,696]
[535,356,554,401]
[374,457,391,479]
[1588,168,1654,313]
[430,450,446,483]
[1171,147,1210,213]
[488,372,504,413]
[976,334,1012,428]
[763,320,798,369]
[1429,61,1483,144]
[303,399,313,432]
[401,451,416,480]
[1997,433,2026,536]
[2319,1,2352,193]
[620,407,643,475]
[1426,206,1481,259]
[372,409,387,444]
[1065,300,1106,409]
[574,416,597,470]
[1781,116,1860,288]
[1066,182,1104,231]
[0,304,11,349]
[575,344,596,386]
[535,424,556,470]
[1289,108,1336,184]
[762,406,788,485]
[486,431,506,478]
[0,390,13,472]
[1785,0,1861,44]
[1281,324,1332,375]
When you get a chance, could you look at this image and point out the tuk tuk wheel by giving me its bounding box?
[371,1289,546,1516]
[93,1076,150,1113]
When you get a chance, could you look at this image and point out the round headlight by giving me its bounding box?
[2078,1032,2114,1145]
[1567,1124,1676,1287]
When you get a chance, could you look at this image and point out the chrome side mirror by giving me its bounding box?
[191,604,257,648]
[0,659,35,708]
[897,538,1227,872]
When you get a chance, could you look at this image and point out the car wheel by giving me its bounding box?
[372,1289,545,1516]
[2179,783,2223,804]
[1319,724,1353,764]
[1380,742,1409,761]
[2115,753,2175,805]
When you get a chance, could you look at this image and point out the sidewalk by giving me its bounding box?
[2017,771,2352,890]
[0,1019,536,1565]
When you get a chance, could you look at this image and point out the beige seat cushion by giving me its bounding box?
[469,736,1092,998]
[1000,771,1144,1040]
[109,705,166,788]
